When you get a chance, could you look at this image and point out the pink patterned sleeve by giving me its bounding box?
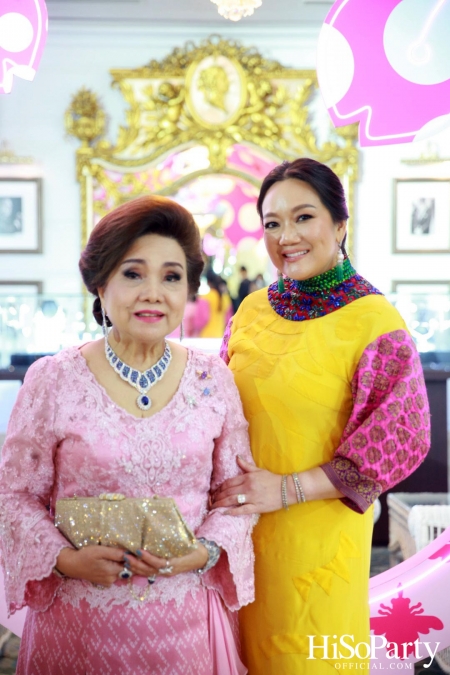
[219,318,233,365]
[0,357,71,615]
[321,330,430,514]
[195,357,256,611]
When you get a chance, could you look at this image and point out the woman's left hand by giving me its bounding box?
[211,456,282,515]
[123,543,209,578]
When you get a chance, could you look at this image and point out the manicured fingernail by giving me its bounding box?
[136,550,143,558]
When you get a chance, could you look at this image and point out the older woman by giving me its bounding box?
[214,159,431,674]
[0,196,255,675]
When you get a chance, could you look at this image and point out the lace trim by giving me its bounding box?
[57,573,202,611]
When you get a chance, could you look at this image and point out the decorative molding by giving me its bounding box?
[65,35,358,254]
[0,143,34,166]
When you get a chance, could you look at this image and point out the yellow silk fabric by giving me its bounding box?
[228,290,406,674]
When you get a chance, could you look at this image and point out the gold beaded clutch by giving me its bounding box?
[55,493,198,558]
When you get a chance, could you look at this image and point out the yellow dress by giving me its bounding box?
[200,289,232,338]
[227,288,408,674]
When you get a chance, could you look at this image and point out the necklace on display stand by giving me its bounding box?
[104,338,172,411]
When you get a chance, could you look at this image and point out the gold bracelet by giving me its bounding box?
[128,579,151,603]
[281,475,289,510]
[292,472,306,503]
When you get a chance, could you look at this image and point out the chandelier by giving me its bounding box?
[210,0,262,21]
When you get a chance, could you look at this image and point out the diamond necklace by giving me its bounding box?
[104,338,172,411]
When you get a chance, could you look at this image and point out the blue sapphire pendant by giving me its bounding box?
[137,394,152,411]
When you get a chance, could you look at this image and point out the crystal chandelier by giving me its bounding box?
[210,0,262,22]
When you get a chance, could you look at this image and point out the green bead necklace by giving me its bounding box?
[293,258,356,294]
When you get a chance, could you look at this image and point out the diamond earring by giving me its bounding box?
[101,306,109,337]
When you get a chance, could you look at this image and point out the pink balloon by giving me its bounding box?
[317,0,450,146]
[0,0,48,95]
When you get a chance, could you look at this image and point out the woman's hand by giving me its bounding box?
[211,456,283,515]
[123,544,209,578]
[56,545,126,587]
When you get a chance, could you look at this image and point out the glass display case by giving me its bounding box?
[388,292,450,366]
[0,293,102,370]
[1,291,450,370]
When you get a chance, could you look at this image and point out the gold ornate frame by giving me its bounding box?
[65,35,359,255]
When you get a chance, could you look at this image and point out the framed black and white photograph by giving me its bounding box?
[0,179,42,253]
[393,179,450,253]
[392,281,450,295]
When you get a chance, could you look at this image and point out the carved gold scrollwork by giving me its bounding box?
[65,36,358,255]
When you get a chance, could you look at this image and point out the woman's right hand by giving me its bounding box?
[55,546,126,587]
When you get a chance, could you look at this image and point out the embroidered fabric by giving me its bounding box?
[220,319,233,366]
[0,346,256,615]
[322,330,431,513]
[267,270,382,322]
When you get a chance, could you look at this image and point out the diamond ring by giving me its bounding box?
[237,494,246,505]
[118,567,133,580]
[159,561,174,575]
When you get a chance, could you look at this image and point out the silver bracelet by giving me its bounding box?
[52,566,66,578]
[292,472,306,503]
[196,538,221,575]
[281,475,289,510]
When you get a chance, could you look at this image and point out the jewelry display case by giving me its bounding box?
[0,292,222,372]
[2,291,450,370]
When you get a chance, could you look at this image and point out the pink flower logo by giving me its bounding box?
[371,586,444,657]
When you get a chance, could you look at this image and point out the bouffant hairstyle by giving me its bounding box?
[79,195,204,327]
[256,158,349,249]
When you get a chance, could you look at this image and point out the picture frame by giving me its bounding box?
[393,179,450,253]
[0,178,42,253]
[392,280,450,295]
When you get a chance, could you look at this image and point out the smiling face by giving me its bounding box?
[261,178,347,281]
[98,234,188,345]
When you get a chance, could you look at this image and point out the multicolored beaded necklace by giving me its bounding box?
[268,258,382,322]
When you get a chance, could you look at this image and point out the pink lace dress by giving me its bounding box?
[0,347,256,675]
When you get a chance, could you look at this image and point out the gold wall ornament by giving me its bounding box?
[65,88,107,152]
[210,0,262,22]
[0,141,34,165]
[185,56,247,129]
[66,36,358,257]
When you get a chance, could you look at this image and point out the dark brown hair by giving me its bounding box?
[257,158,349,249]
[79,195,204,326]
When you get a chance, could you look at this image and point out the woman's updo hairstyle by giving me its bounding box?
[79,195,204,327]
[257,158,349,250]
